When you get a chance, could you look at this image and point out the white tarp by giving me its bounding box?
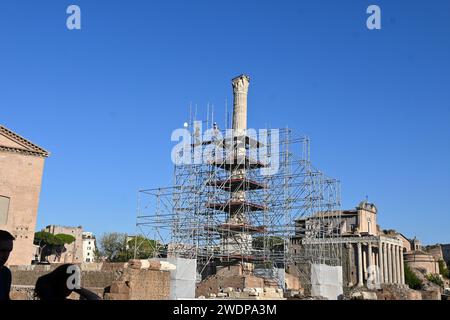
[163,257,197,300]
[310,264,343,300]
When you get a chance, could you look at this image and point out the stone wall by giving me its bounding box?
[195,273,285,299]
[0,150,46,266]
[425,245,444,262]
[9,262,170,300]
[105,269,171,300]
[404,252,439,274]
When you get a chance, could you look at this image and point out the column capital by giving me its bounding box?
[232,75,250,94]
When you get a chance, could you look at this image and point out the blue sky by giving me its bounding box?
[0,0,449,244]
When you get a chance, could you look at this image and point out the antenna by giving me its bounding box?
[207,103,210,129]
[211,104,214,128]
[189,102,192,130]
[225,98,228,129]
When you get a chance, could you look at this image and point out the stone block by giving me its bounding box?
[263,287,276,294]
[128,259,142,269]
[110,281,130,294]
[350,291,378,300]
[104,293,130,300]
[422,289,441,300]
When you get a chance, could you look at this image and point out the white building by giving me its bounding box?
[82,232,96,263]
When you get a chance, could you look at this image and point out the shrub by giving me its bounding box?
[426,273,444,287]
[404,264,423,290]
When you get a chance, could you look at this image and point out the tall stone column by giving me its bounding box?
[384,244,387,283]
[357,242,364,287]
[362,245,367,282]
[373,251,377,269]
[367,243,373,287]
[346,244,353,286]
[396,246,402,284]
[387,243,393,283]
[230,75,250,222]
[378,240,384,284]
[392,245,398,283]
[232,75,250,135]
[400,246,405,284]
[222,75,252,255]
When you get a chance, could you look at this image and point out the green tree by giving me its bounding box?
[404,264,423,290]
[127,236,161,259]
[33,231,76,262]
[54,233,76,245]
[97,233,162,262]
[97,232,128,262]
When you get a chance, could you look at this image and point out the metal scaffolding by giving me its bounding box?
[135,117,342,289]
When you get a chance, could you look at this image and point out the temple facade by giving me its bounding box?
[290,201,405,288]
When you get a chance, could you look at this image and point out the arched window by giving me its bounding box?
[0,195,10,225]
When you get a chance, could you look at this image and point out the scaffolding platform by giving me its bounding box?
[204,223,267,234]
[206,178,266,191]
[206,201,267,213]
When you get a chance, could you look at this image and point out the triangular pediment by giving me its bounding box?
[0,125,49,157]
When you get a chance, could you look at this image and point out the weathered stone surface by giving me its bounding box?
[0,125,49,266]
[10,262,170,300]
[10,286,35,300]
[110,282,130,294]
[350,291,377,300]
[421,289,441,300]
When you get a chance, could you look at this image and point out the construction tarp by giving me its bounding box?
[163,257,197,300]
[310,264,343,300]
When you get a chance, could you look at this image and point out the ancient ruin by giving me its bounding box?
[0,125,49,265]
[135,75,344,299]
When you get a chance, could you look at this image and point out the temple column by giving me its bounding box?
[363,246,367,282]
[388,243,393,283]
[357,242,364,287]
[396,245,402,284]
[367,243,373,287]
[373,251,377,270]
[392,245,398,283]
[400,246,405,284]
[383,242,388,283]
[379,240,384,284]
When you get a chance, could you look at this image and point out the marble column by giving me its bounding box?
[367,243,373,286]
[363,246,367,282]
[357,242,363,287]
[398,246,402,284]
[379,241,384,284]
[383,242,388,283]
[393,245,398,283]
[400,246,405,284]
[396,246,402,284]
[232,74,250,133]
[388,243,393,283]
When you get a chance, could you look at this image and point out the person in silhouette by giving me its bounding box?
[34,263,101,300]
[0,230,14,301]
